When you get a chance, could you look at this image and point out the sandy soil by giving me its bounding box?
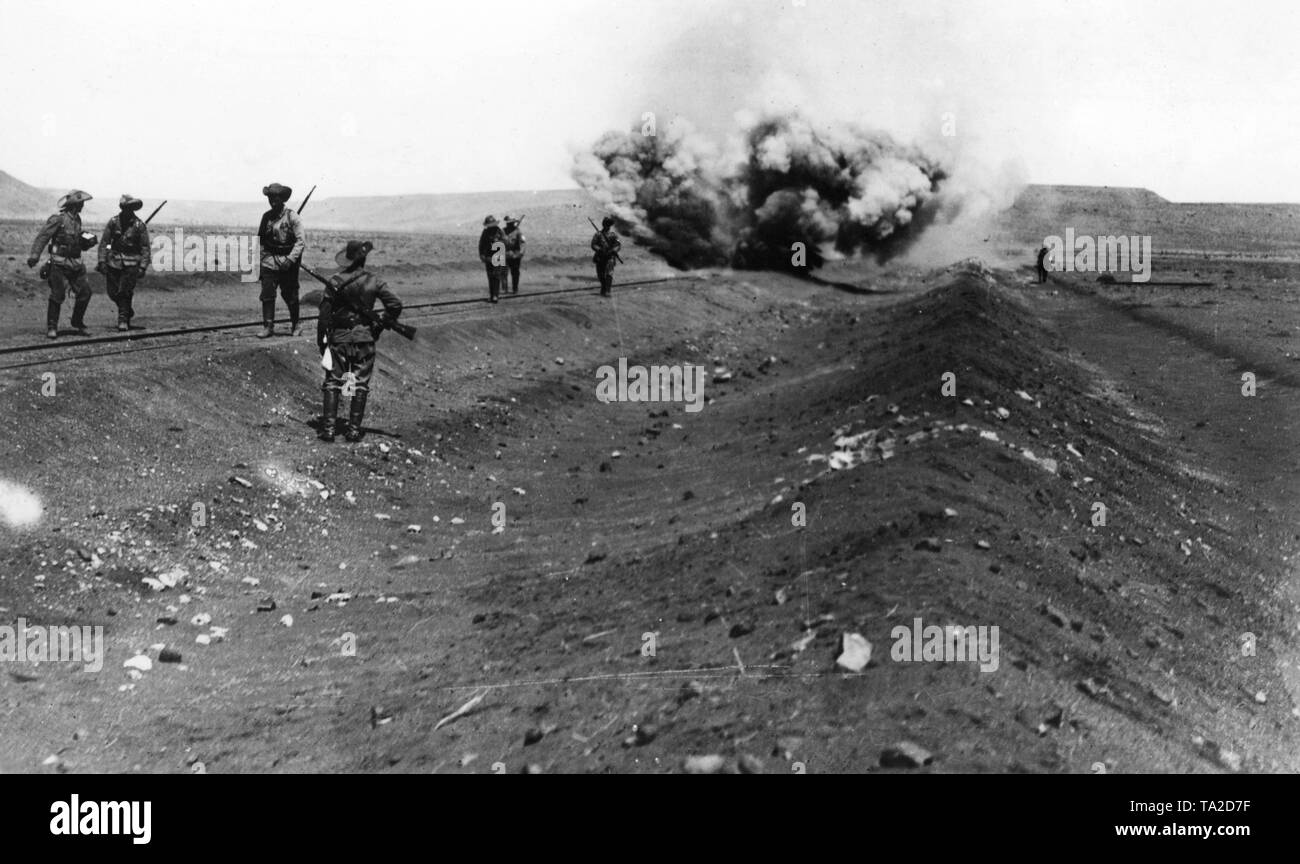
[1,214,1298,773]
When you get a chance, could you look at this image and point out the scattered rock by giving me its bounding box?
[728,622,755,638]
[835,632,872,672]
[1042,604,1072,630]
[159,648,182,664]
[523,728,544,746]
[914,537,942,552]
[256,598,277,612]
[737,754,764,774]
[123,655,152,672]
[682,754,728,775]
[880,741,933,769]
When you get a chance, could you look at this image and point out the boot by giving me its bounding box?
[344,392,368,442]
[258,301,276,337]
[318,390,339,442]
[46,301,60,338]
[70,296,90,334]
[288,301,301,336]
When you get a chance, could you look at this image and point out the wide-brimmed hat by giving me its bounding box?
[483,215,498,227]
[119,194,143,211]
[57,190,92,209]
[263,183,292,200]
[335,239,374,268]
[601,215,616,228]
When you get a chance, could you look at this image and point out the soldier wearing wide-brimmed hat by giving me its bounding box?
[502,215,525,294]
[97,195,152,331]
[256,182,306,337]
[477,215,507,304]
[315,240,403,442]
[27,190,96,338]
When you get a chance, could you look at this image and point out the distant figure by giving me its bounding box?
[502,216,525,294]
[316,240,403,443]
[27,190,96,338]
[1036,246,1049,283]
[98,195,151,331]
[591,215,622,297]
[257,182,306,337]
[478,215,507,303]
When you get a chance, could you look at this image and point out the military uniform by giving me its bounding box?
[478,215,507,303]
[28,190,96,337]
[257,183,305,336]
[98,195,151,330]
[316,241,403,442]
[591,219,622,296]
[503,217,525,293]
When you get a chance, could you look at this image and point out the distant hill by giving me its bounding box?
[1000,184,1300,256]
[0,170,603,237]
[0,171,54,218]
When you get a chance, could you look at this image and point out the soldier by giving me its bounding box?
[316,240,403,443]
[256,182,305,337]
[97,195,151,331]
[502,215,525,294]
[1035,246,1049,284]
[591,215,622,297]
[26,190,96,338]
[478,215,507,303]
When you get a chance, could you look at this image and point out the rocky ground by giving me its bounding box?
[1,225,1298,772]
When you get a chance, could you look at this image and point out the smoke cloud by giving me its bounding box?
[572,113,948,271]
[569,0,1025,273]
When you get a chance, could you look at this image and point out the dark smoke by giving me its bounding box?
[573,114,948,272]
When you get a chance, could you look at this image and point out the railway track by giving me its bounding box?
[0,277,681,371]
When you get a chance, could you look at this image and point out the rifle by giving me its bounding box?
[144,200,167,225]
[588,216,624,265]
[299,263,416,340]
[277,184,313,279]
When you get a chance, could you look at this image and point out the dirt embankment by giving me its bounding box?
[1,261,1294,773]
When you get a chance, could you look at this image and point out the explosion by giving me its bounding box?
[572,114,948,272]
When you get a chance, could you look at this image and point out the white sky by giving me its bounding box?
[1,0,1297,202]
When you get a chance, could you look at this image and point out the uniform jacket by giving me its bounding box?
[258,207,305,271]
[478,226,506,263]
[503,226,525,260]
[30,210,86,266]
[591,229,621,260]
[317,268,403,346]
[99,213,151,270]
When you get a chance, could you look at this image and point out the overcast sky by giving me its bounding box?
[1,0,1296,203]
